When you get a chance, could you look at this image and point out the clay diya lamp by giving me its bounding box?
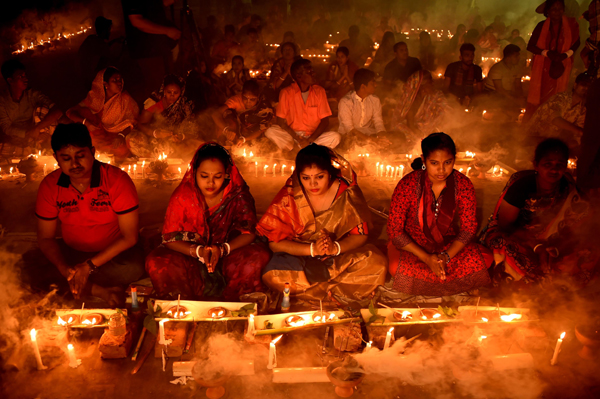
[192,362,230,399]
[575,323,600,360]
[57,314,80,326]
[149,158,169,182]
[208,307,228,319]
[326,359,365,398]
[166,306,191,319]
[81,313,105,326]
[419,308,442,321]
[284,314,306,327]
[313,311,336,323]
[393,310,414,322]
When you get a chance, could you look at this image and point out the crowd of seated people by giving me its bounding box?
[7,0,600,308]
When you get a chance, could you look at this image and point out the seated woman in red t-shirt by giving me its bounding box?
[257,144,387,303]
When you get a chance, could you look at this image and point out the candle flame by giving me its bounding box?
[401,311,411,318]
[250,151,254,157]
[272,334,283,344]
[388,327,394,333]
[560,332,566,339]
[482,317,488,322]
[68,343,74,350]
[481,335,487,340]
[30,328,37,341]
[433,313,441,319]
[249,313,254,321]
[500,314,522,322]
[328,313,335,320]
[57,317,66,326]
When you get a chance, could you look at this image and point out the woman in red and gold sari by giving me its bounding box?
[66,67,139,160]
[526,0,579,118]
[257,144,386,304]
[146,143,270,300]
[388,133,493,296]
[480,139,597,288]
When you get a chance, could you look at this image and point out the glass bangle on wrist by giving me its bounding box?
[86,259,98,275]
[334,241,341,256]
[310,242,315,257]
[440,251,451,264]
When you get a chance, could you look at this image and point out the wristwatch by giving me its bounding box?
[86,259,98,275]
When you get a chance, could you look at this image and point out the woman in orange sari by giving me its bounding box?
[526,0,580,118]
[67,67,139,160]
[257,144,387,304]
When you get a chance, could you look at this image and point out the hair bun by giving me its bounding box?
[411,157,424,171]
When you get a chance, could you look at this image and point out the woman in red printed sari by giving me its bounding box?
[526,0,580,118]
[66,67,139,160]
[480,139,597,288]
[388,133,493,296]
[145,143,270,300]
[257,144,386,304]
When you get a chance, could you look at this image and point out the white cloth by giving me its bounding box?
[264,125,341,151]
[337,91,385,135]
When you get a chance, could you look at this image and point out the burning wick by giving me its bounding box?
[267,335,283,369]
[550,332,566,366]
[273,164,277,177]
[264,165,268,177]
[364,341,372,353]
[67,344,80,368]
[500,314,522,322]
[246,313,256,340]
[481,317,489,322]
[384,327,394,350]
[30,329,47,370]
[281,164,287,176]
[478,335,487,343]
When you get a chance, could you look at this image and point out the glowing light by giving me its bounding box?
[500,314,522,322]
[560,332,566,340]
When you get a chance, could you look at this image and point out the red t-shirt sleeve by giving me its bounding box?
[110,172,139,215]
[35,175,59,220]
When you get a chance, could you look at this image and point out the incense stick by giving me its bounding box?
[378,303,393,309]
[475,297,480,317]
[176,294,180,318]
[497,303,501,318]
[131,327,146,361]
[320,300,323,316]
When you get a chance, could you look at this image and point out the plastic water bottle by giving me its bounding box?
[281,282,290,312]
[131,286,139,311]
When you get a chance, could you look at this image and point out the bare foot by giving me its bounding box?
[91,284,123,307]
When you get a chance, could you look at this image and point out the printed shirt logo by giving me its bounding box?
[57,199,79,212]
[91,189,112,211]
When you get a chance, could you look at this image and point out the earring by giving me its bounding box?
[225,174,231,179]
[422,164,426,170]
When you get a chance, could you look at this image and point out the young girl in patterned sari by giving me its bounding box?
[388,133,493,296]
[257,144,387,304]
[145,143,270,300]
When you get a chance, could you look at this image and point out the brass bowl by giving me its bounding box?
[81,313,104,326]
[284,315,306,327]
[312,311,336,323]
[57,314,80,326]
[393,310,414,322]
[419,309,442,321]
[166,306,190,319]
[326,360,364,398]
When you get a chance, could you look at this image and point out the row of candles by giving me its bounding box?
[30,328,79,370]
[259,163,294,177]
[12,26,92,55]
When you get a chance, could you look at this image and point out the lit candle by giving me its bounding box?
[264,165,268,177]
[246,313,255,340]
[178,167,182,178]
[384,327,394,350]
[291,166,294,174]
[550,332,565,366]
[67,343,80,368]
[273,164,277,177]
[243,148,247,157]
[376,162,379,177]
[142,160,146,179]
[399,165,405,180]
[386,165,390,179]
[128,165,131,175]
[255,161,258,177]
[267,335,283,369]
[30,329,47,370]
[158,319,172,345]
[364,341,372,353]
[281,164,287,176]
[380,164,384,177]
[133,164,137,179]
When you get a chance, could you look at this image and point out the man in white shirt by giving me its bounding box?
[338,68,386,142]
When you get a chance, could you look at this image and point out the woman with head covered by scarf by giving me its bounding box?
[66,67,138,161]
[145,142,270,300]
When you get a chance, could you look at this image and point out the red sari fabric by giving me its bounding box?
[387,170,492,296]
[145,142,269,300]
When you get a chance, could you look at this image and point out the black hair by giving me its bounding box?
[247,28,258,36]
[193,143,233,171]
[1,59,25,81]
[353,68,375,91]
[291,58,311,81]
[575,72,593,86]
[544,0,565,17]
[95,16,112,34]
[232,55,244,64]
[534,138,569,164]
[280,41,297,55]
[295,144,341,180]
[381,31,396,47]
[411,132,457,170]
[336,46,350,57]
[242,79,260,96]
[163,74,184,90]
[503,44,521,59]
[103,67,120,82]
[224,24,235,35]
[393,41,407,52]
[460,43,476,54]
[419,31,431,40]
[512,29,520,35]
[51,123,93,153]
